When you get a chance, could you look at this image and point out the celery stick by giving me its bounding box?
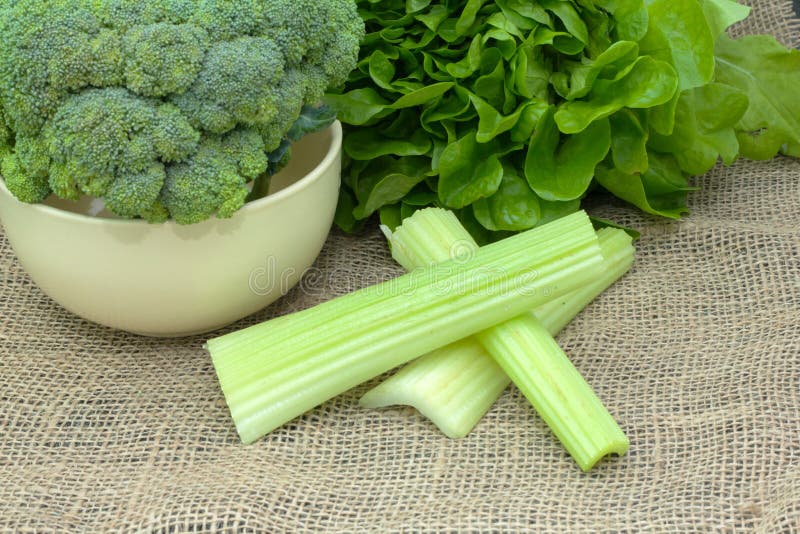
[370,209,630,470]
[536,228,634,334]
[360,338,508,438]
[477,315,627,471]
[207,210,603,443]
[361,229,634,443]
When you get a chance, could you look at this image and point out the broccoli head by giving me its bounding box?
[0,0,363,224]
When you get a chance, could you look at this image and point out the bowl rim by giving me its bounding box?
[0,120,343,227]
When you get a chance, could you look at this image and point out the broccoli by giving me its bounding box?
[0,106,11,156]
[0,0,363,224]
[2,152,51,204]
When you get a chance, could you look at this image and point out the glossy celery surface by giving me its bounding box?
[207,211,603,443]
[365,209,630,470]
[361,229,634,443]
[361,338,509,439]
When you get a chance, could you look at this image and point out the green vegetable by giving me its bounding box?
[363,207,630,470]
[637,0,714,92]
[361,338,510,439]
[329,0,799,240]
[0,0,364,224]
[207,210,604,443]
[713,34,800,160]
[362,227,634,439]
[525,108,611,201]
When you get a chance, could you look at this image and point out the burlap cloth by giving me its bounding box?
[1,4,798,532]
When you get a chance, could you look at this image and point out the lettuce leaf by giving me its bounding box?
[714,34,800,160]
[328,0,799,238]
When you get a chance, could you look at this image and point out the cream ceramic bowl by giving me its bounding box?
[0,122,342,337]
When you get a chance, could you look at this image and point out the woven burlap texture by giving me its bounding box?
[1,2,798,532]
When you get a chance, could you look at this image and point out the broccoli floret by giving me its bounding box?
[262,0,363,87]
[152,104,201,162]
[92,0,176,29]
[2,153,51,203]
[15,137,50,179]
[0,0,98,134]
[0,105,13,155]
[45,88,161,184]
[220,128,270,180]
[45,161,81,200]
[0,0,364,224]
[1,136,52,203]
[105,162,167,222]
[44,88,200,202]
[172,37,285,134]
[257,69,308,152]
[89,29,126,87]
[161,136,251,225]
[123,23,209,97]
[189,0,263,41]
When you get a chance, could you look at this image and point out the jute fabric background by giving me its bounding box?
[1,1,798,531]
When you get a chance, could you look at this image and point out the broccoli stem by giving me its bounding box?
[245,174,271,203]
[206,210,604,444]
[368,208,631,471]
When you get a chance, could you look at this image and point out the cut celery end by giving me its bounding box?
[359,338,507,438]
[207,210,603,443]
[374,209,632,470]
[477,316,629,471]
[361,228,634,444]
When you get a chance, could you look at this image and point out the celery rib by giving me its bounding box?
[360,339,508,438]
[363,210,631,471]
[207,211,603,444]
[361,229,634,444]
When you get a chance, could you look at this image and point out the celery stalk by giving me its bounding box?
[361,229,634,444]
[535,229,634,334]
[207,210,603,443]
[366,209,630,470]
[360,338,508,439]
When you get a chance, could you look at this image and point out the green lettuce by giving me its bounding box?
[328,0,799,237]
